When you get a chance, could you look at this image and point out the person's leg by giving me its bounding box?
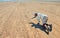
[44,17,48,26]
[42,15,48,27]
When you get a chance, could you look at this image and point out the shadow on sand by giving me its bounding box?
[29,22,52,35]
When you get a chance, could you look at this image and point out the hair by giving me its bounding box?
[35,13,37,16]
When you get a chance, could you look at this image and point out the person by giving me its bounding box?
[32,12,48,27]
[32,12,52,34]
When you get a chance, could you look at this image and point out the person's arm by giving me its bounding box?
[32,16,37,19]
[32,13,37,19]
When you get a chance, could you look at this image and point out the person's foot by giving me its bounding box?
[37,22,40,24]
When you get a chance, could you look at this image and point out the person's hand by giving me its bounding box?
[31,16,36,19]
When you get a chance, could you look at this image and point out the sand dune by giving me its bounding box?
[0,2,60,38]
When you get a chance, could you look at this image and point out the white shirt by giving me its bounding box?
[37,13,48,24]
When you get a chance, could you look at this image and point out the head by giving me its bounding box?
[35,13,37,17]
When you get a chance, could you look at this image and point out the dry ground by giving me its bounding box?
[0,2,60,38]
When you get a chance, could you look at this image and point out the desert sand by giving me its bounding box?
[0,2,60,38]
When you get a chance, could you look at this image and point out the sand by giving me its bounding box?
[0,2,60,38]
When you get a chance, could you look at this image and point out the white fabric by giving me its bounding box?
[37,13,48,24]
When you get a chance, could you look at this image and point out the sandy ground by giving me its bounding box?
[0,2,60,38]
